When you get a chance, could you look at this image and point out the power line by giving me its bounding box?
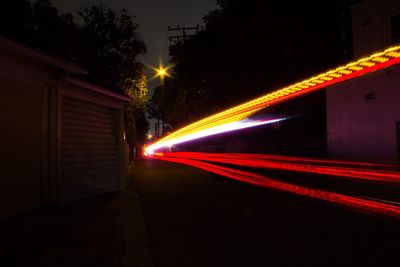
[168,25,201,45]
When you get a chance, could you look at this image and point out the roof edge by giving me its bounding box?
[66,77,131,102]
[0,35,87,75]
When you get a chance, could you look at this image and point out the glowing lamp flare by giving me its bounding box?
[157,68,166,77]
[152,64,172,80]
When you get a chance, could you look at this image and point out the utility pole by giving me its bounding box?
[168,25,201,45]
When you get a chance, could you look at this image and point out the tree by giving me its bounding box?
[0,0,32,43]
[155,0,355,155]
[77,5,148,152]
[166,0,354,126]
[77,5,146,91]
[0,0,149,154]
[123,70,149,152]
[147,78,200,132]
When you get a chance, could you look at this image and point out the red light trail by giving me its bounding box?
[153,154,400,220]
[218,153,400,170]
[143,46,400,220]
[156,152,400,184]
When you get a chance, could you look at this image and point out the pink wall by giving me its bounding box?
[326,67,400,163]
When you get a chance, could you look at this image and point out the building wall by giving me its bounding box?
[0,38,129,218]
[327,66,400,163]
[352,0,400,58]
[0,44,60,218]
[0,77,46,218]
[326,0,400,163]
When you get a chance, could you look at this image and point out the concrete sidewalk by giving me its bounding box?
[0,189,154,266]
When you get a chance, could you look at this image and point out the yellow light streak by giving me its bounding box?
[145,45,400,154]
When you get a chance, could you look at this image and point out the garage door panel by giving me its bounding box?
[62,146,116,155]
[62,112,114,125]
[62,117,115,130]
[62,137,118,145]
[62,124,116,134]
[62,168,119,180]
[61,161,119,172]
[62,113,115,126]
[63,98,116,115]
[60,96,120,204]
[62,130,116,139]
[63,146,116,156]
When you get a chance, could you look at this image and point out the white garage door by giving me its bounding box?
[60,96,120,203]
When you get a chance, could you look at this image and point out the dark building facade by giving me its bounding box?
[0,37,130,218]
[326,0,400,163]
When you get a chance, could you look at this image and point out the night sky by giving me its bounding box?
[52,0,216,89]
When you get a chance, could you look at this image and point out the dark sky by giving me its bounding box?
[52,0,217,89]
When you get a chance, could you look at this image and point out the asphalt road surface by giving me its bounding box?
[130,159,400,267]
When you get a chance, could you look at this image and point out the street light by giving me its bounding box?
[157,68,166,78]
[151,63,172,81]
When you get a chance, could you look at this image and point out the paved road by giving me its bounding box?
[131,159,400,267]
[0,192,153,267]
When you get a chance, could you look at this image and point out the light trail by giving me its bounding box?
[145,117,287,155]
[224,153,400,170]
[156,152,400,184]
[145,45,400,154]
[364,197,400,206]
[153,155,400,220]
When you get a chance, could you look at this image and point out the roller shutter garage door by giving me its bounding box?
[60,96,120,203]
